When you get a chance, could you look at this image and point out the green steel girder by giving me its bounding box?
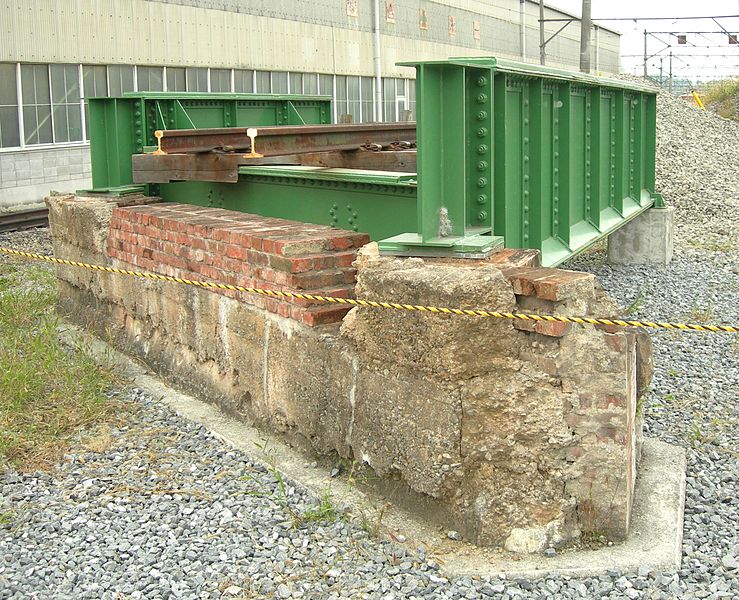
[157,166,418,241]
[379,57,661,265]
[86,60,664,267]
[88,92,331,190]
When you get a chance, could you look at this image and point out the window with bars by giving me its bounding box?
[108,65,134,96]
[50,64,83,143]
[303,73,318,95]
[137,66,163,92]
[271,71,288,94]
[210,69,231,92]
[346,76,360,124]
[166,67,187,91]
[289,72,303,94]
[255,71,271,93]
[0,64,20,148]
[335,75,349,122]
[408,78,416,120]
[234,70,254,93]
[360,76,374,122]
[21,64,53,145]
[319,74,333,97]
[383,77,396,122]
[186,68,208,92]
[82,65,107,141]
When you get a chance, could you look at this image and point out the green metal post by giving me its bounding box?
[589,87,601,229]
[379,63,502,256]
[527,79,546,251]
[557,81,572,246]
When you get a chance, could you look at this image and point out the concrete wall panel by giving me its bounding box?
[1,0,620,74]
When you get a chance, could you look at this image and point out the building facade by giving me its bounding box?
[0,0,620,210]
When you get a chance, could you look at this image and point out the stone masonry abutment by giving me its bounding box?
[48,194,653,552]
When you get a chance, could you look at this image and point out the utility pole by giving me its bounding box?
[520,0,526,60]
[659,57,664,87]
[669,51,673,94]
[643,30,648,77]
[579,0,592,72]
[539,0,545,65]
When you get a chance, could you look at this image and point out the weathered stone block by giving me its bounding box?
[342,247,517,381]
[266,322,353,456]
[351,367,461,498]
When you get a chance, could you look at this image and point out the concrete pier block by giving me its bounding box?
[607,206,674,266]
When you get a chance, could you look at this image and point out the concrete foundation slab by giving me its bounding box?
[607,206,675,265]
[64,322,687,580]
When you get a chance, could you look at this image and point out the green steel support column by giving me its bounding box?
[584,87,594,228]
[557,82,572,246]
[614,89,626,215]
[466,68,494,234]
[644,94,657,192]
[633,94,644,203]
[379,64,502,256]
[419,64,467,240]
[521,80,531,249]
[492,74,512,243]
[90,99,135,189]
[607,92,617,213]
[528,79,545,250]
[589,87,602,229]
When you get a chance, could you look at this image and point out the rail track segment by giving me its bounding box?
[0,208,49,233]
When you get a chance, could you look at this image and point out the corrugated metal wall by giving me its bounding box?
[0,0,621,75]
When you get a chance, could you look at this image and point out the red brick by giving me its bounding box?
[268,255,313,274]
[225,245,246,261]
[513,319,537,333]
[534,320,570,337]
[289,271,346,290]
[532,271,595,302]
[299,305,352,326]
[334,252,357,268]
[489,248,541,269]
[502,267,549,295]
[326,235,354,251]
[604,333,627,352]
[342,268,358,284]
[246,250,268,266]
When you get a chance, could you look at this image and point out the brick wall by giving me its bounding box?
[107,203,369,326]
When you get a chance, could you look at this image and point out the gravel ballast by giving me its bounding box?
[1,94,738,599]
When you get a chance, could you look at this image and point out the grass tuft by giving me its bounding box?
[0,263,121,471]
[701,77,739,121]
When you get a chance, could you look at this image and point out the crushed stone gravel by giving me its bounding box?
[1,92,738,599]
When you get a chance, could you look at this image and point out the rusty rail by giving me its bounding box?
[154,123,416,157]
[0,208,49,233]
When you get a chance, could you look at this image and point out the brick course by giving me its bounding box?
[107,203,369,326]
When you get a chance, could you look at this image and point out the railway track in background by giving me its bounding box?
[0,208,49,233]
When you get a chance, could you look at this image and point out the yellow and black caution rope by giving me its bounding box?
[1,246,736,334]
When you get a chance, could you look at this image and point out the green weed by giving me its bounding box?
[621,290,645,316]
[701,77,739,121]
[0,263,120,471]
[302,488,338,524]
[241,441,339,528]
